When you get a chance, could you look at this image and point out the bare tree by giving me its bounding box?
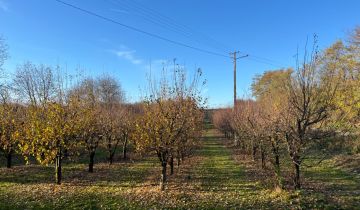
[98,75,125,105]
[97,75,127,164]
[0,36,8,73]
[286,37,338,189]
[13,62,56,106]
[349,26,360,46]
[213,108,233,139]
[73,78,102,173]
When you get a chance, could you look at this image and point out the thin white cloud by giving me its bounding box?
[110,46,168,71]
[0,0,8,12]
[113,50,143,65]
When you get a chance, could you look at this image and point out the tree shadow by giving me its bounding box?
[0,165,54,184]
[194,134,263,194]
[0,157,156,186]
[65,159,157,187]
[302,165,360,207]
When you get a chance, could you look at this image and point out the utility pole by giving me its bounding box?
[230,51,248,146]
[231,51,239,108]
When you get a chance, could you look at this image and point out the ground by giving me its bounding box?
[0,128,359,209]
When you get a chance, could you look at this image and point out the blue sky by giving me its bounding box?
[1,0,359,107]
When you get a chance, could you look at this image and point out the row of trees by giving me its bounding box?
[214,28,359,190]
[0,61,134,184]
[0,38,205,190]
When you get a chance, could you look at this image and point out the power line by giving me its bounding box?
[246,56,285,68]
[54,0,231,58]
[111,0,232,53]
[113,1,287,68]
[54,0,289,68]
[106,0,224,52]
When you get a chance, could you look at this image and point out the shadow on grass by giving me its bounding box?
[0,165,54,184]
[65,159,157,187]
[195,134,262,194]
[0,157,157,187]
[300,161,360,208]
[0,186,137,210]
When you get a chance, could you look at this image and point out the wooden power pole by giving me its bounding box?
[231,51,239,107]
[230,51,248,146]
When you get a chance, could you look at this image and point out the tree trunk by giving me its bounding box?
[274,154,282,188]
[107,142,113,165]
[89,151,95,173]
[108,153,114,165]
[252,145,257,161]
[6,150,12,168]
[55,152,62,185]
[234,133,239,146]
[123,137,128,160]
[270,138,282,188]
[170,157,174,175]
[275,154,280,169]
[261,149,266,169]
[160,161,167,191]
[176,151,181,167]
[293,159,301,189]
[64,148,69,158]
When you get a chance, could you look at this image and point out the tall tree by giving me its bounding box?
[13,62,57,106]
[20,99,80,184]
[97,76,127,164]
[17,66,80,184]
[73,78,102,173]
[320,40,360,131]
[251,69,292,188]
[285,38,338,189]
[134,68,205,191]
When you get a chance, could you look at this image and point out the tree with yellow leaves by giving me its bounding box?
[134,67,205,191]
[20,100,80,184]
[15,65,80,184]
[0,87,24,168]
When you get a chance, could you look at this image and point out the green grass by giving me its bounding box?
[0,156,157,209]
[0,129,359,209]
[186,130,295,209]
[299,157,360,209]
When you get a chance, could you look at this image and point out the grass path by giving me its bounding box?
[181,129,295,209]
